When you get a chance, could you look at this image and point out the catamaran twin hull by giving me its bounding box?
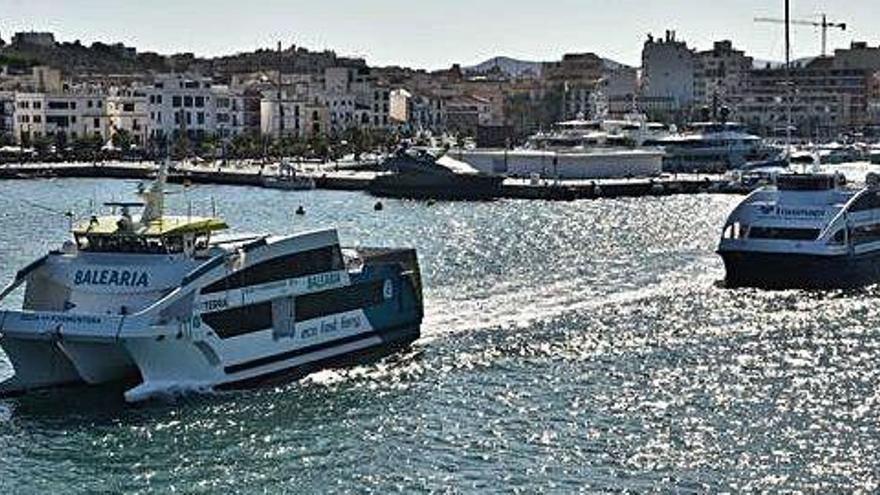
[0,232,423,402]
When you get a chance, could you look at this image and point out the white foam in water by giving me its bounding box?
[421,262,720,342]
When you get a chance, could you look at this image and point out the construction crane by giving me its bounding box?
[754,13,846,57]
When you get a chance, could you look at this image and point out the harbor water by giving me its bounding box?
[1,178,879,492]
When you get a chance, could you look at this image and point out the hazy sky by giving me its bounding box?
[1,0,877,69]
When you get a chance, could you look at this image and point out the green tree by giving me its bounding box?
[33,134,53,158]
[172,132,190,159]
[111,128,132,152]
[308,134,330,162]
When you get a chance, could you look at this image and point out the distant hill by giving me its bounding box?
[465,55,633,77]
[0,37,363,77]
[0,39,169,74]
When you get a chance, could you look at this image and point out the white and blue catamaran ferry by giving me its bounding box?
[718,172,880,289]
[0,163,423,402]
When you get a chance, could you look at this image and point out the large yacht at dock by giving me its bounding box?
[0,162,424,401]
[456,115,667,180]
[647,121,781,172]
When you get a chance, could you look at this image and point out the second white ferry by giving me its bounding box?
[718,172,880,289]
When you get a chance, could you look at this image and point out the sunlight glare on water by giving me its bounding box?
[0,178,879,492]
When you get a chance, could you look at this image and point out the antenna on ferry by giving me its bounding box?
[785,0,793,165]
[141,159,169,223]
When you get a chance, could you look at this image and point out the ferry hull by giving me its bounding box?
[0,243,424,402]
[720,250,880,290]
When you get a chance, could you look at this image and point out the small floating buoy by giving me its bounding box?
[295,206,306,216]
[374,201,383,211]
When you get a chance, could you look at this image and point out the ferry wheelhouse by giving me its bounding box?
[718,172,880,289]
[0,163,423,401]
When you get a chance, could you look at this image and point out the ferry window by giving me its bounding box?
[748,227,820,241]
[202,245,345,294]
[164,236,184,254]
[295,280,386,322]
[828,229,846,245]
[850,224,880,245]
[723,222,748,240]
[194,234,210,251]
[202,302,274,339]
[849,192,880,213]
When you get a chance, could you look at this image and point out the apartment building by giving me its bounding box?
[736,57,872,138]
[446,95,493,136]
[641,31,696,110]
[543,53,604,119]
[694,40,753,108]
[260,91,329,139]
[0,91,14,140]
[389,89,446,133]
[144,74,216,141]
[212,85,247,138]
[321,67,361,133]
[13,91,109,144]
[106,87,149,146]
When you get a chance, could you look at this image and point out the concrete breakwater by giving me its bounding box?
[0,162,749,200]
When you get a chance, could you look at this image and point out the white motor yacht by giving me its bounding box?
[457,116,666,180]
[648,122,780,172]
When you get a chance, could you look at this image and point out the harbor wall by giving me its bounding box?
[0,162,749,200]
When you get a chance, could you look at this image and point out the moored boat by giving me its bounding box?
[370,148,504,200]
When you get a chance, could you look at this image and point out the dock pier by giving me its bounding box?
[0,162,750,200]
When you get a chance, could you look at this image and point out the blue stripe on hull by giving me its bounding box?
[720,249,880,289]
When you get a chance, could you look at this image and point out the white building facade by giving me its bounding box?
[13,91,109,144]
[640,31,696,110]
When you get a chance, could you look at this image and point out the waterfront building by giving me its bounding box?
[641,31,696,111]
[211,85,247,138]
[106,88,149,147]
[144,74,216,141]
[320,67,363,133]
[604,65,639,117]
[694,40,753,110]
[446,95,493,136]
[389,89,447,134]
[260,91,328,138]
[13,90,109,144]
[0,91,14,141]
[736,57,874,139]
[543,53,604,119]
